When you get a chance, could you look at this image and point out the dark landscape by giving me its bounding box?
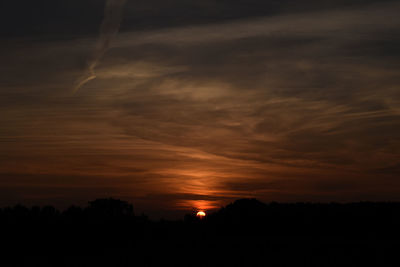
[2,198,400,266]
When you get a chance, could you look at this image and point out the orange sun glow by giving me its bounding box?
[196,211,206,218]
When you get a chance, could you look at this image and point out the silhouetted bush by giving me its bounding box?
[1,198,400,266]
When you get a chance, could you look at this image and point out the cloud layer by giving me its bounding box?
[1,1,400,217]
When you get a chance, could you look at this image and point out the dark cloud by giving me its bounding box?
[0,0,105,38]
[374,164,400,174]
[74,0,127,92]
[1,1,400,216]
[1,0,397,38]
[343,33,400,60]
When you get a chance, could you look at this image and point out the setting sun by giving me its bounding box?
[196,211,206,218]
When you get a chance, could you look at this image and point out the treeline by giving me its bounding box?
[1,198,400,266]
[2,198,400,239]
[1,198,139,224]
[2,198,400,236]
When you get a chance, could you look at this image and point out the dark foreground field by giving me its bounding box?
[1,198,400,266]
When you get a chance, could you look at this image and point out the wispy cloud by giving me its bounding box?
[73,0,127,93]
[1,1,400,214]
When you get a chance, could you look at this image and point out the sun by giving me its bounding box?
[196,211,206,218]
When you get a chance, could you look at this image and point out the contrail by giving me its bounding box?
[73,0,127,93]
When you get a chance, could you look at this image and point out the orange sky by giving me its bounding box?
[1,1,400,218]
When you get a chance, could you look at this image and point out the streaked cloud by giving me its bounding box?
[1,1,400,217]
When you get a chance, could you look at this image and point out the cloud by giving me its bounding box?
[73,0,127,92]
[1,1,400,214]
[2,0,396,38]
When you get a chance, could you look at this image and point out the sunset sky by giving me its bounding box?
[1,0,400,218]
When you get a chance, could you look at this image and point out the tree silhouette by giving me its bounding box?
[86,198,134,220]
[1,198,400,266]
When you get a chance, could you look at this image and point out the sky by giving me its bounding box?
[1,0,400,218]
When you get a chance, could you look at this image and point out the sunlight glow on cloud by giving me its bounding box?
[1,1,400,216]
